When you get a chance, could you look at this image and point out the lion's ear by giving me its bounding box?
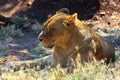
[68,13,77,22]
[56,8,69,14]
[63,13,78,28]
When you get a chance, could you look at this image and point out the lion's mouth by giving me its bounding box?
[46,44,54,48]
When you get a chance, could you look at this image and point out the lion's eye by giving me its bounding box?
[49,29,55,32]
[46,29,55,36]
[66,23,70,26]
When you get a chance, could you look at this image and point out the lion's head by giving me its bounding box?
[38,9,78,48]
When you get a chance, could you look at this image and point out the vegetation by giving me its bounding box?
[30,44,47,59]
[0,25,23,38]
[0,58,120,80]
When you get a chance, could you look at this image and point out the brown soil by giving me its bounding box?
[0,0,119,22]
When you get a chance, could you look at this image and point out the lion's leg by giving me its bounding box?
[36,54,53,68]
[5,54,53,71]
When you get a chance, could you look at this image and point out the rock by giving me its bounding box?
[31,22,43,31]
[23,22,31,28]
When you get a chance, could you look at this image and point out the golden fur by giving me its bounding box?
[38,8,115,67]
[6,8,115,69]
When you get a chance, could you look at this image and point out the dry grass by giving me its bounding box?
[0,56,120,80]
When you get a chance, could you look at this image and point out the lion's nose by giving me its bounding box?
[39,37,43,41]
[38,35,43,41]
[38,31,43,41]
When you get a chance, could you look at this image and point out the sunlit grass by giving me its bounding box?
[0,58,120,80]
[0,47,120,80]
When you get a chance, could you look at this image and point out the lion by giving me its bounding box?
[6,8,115,70]
[37,8,115,67]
